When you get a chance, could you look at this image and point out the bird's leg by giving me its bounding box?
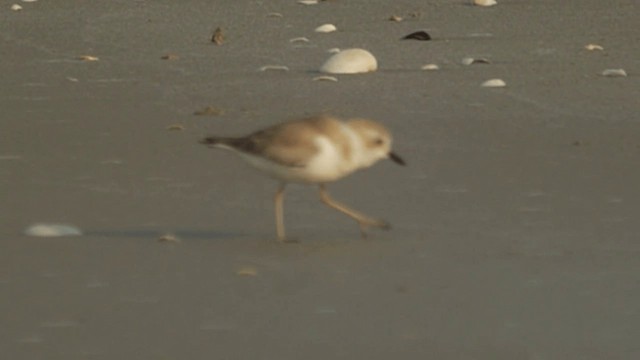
[318,184,391,238]
[274,183,286,242]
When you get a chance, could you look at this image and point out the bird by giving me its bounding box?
[199,115,405,242]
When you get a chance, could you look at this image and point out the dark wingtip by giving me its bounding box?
[199,137,217,145]
[389,151,406,166]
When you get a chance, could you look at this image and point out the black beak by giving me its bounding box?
[389,151,406,166]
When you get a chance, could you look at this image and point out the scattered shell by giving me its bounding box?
[585,44,604,51]
[473,0,497,6]
[66,77,79,82]
[22,0,39,2]
[25,223,83,237]
[402,30,431,41]
[297,0,318,4]
[193,106,224,116]
[236,267,258,276]
[267,12,283,18]
[77,55,99,61]
[160,53,179,60]
[388,15,403,22]
[166,124,185,131]
[421,64,439,70]
[601,69,627,77]
[259,65,290,72]
[211,27,224,45]
[461,57,491,65]
[319,48,377,74]
[313,75,338,82]
[157,233,180,243]
[481,78,506,87]
[327,48,341,53]
[11,4,23,11]
[289,37,310,43]
[315,24,337,33]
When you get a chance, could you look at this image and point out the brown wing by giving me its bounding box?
[230,116,341,167]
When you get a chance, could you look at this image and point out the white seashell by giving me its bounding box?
[320,48,377,74]
[473,0,497,6]
[327,48,341,53]
[601,69,627,77]
[315,24,337,33]
[11,4,23,10]
[297,0,318,4]
[259,65,290,72]
[585,44,604,51]
[421,64,439,70]
[481,78,506,87]
[25,223,83,237]
[289,37,310,43]
[22,0,38,2]
[313,75,338,82]
[267,12,283,18]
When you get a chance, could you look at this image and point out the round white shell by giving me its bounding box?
[319,48,377,74]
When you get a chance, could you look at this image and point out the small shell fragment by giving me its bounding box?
[25,223,83,237]
[320,48,377,74]
[481,78,506,87]
[315,24,337,33]
[585,44,604,51]
[236,267,258,276]
[289,37,310,43]
[211,27,224,45]
[157,233,180,243]
[259,65,290,72]
[601,69,627,77]
[161,53,179,60]
[166,124,185,131]
[388,15,403,22]
[462,57,491,65]
[297,0,318,4]
[11,4,23,11]
[77,55,99,61]
[193,106,224,116]
[313,75,338,82]
[421,64,439,71]
[402,30,431,41]
[473,0,497,6]
[267,12,283,18]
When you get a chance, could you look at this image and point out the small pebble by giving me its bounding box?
[11,4,22,11]
[157,233,180,243]
[320,48,377,74]
[481,78,506,87]
[402,31,431,41]
[421,64,439,70]
[473,0,497,6]
[315,24,337,33]
[25,223,83,237]
[601,69,627,77]
[161,54,179,60]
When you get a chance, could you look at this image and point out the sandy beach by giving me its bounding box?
[1,1,639,359]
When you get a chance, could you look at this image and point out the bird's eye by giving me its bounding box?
[374,138,384,146]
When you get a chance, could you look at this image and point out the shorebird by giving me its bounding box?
[200,115,405,241]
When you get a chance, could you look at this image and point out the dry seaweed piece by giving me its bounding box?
[402,31,431,41]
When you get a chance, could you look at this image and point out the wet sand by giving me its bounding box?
[1,1,639,359]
